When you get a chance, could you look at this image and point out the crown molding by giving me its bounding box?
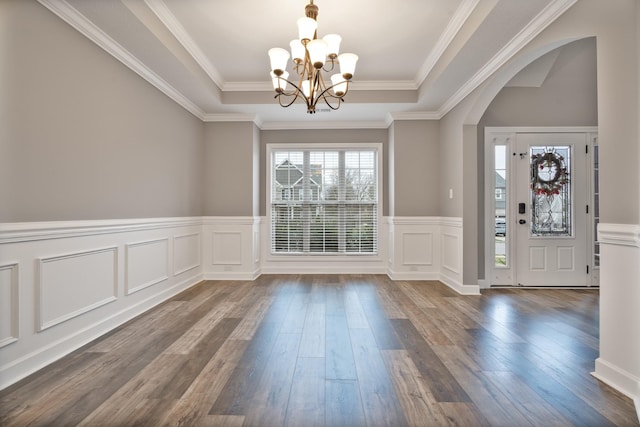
[37,0,206,120]
[202,112,444,130]
[259,120,389,131]
[388,111,441,123]
[223,81,273,92]
[416,0,480,86]
[350,80,418,91]
[437,0,579,118]
[144,0,225,90]
[222,80,418,93]
[202,113,261,124]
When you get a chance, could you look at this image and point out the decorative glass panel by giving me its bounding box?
[494,145,507,267]
[530,146,571,236]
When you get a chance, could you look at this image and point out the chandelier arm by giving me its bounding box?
[309,77,344,111]
[276,77,303,97]
[315,91,342,111]
[274,77,312,108]
[276,94,301,109]
[320,94,343,110]
[321,57,337,73]
[314,80,350,102]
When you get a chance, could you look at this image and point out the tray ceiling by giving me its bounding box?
[38,0,577,128]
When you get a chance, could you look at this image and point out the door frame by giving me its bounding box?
[484,126,599,288]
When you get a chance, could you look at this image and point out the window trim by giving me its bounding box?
[266,142,383,257]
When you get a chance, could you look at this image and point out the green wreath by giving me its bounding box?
[530,151,569,196]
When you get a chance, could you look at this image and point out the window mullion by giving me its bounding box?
[302,151,311,253]
[338,152,346,253]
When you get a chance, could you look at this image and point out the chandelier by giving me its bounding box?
[268,0,358,114]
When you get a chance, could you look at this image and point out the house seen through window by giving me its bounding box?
[270,148,378,254]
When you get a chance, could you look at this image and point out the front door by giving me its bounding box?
[486,128,597,288]
[514,133,588,286]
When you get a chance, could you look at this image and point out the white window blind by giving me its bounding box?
[271,148,378,254]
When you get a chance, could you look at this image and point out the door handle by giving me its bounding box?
[519,219,527,225]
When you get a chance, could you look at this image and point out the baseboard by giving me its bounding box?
[440,273,481,295]
[204,270,261,281]
[260,266,387,275]
[0,273,203,391]
[386,270,439,281]
[593,358,640,421]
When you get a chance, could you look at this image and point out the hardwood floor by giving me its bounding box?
[1,275,638,426]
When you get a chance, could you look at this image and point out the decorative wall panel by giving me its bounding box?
[402,233,434,265]
[0,263,19,348]
[173,233,201,276]
[38,247,117,331]
[441,233,460,274]
[212,232,242,265]
[125,239,168,295]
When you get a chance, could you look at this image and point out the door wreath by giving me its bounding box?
[530,151,569,196]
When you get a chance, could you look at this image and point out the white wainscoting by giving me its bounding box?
[0,217,203,390]
[202,217,261,280]
[0,215,478,391]
[440,218,477,294]
[388,217,478,295]
[0,263,19,348]
[388,217,441,280]
[593,223,640,416]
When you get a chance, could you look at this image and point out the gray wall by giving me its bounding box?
[479,37,598,128]
[0,0,204,222]
[211,124,439,219]
[203,121,258,216]
[389,120,440,216]
[260,129,389,216]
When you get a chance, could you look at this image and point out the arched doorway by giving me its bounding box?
[462,37,598,288]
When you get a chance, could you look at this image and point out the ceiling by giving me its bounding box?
[38,0,578,128]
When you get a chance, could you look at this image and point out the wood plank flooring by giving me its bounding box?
[1,274,638,426]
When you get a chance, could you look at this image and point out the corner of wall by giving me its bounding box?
[593,223,640,413]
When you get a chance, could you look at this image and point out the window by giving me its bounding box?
[270,147,378,254]
[494,144,508,267]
